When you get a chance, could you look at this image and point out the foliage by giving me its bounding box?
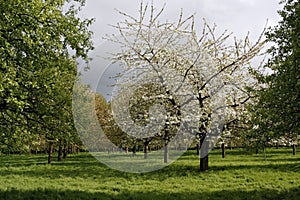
[94,93,128,149]
[245,0,300,147]
[0,0,93,153]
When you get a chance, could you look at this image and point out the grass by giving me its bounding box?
[0,147,299,200]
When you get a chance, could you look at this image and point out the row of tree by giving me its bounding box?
[0,0,93,163]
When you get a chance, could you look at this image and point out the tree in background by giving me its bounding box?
[95,93,129,151]
[246,0,299,154]
[128,83,181,162]
[0,0,93,162]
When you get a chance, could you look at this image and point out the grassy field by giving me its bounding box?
[0,148,299,200]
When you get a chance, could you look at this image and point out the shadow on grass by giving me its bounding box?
[3,161,298,183]
[209,162,300,173]
[1,187,300,200]
[0,154,48,167]
[1,151,299,181]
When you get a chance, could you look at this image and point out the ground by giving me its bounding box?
[0,148,299,200]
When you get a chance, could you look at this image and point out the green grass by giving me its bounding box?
[0,148,299,200]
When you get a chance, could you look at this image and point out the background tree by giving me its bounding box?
[95,93,129,152]
[0,0,93,161]
[128,83,181,162]
[246,0,300,154]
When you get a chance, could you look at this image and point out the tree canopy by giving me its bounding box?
[103,1,265,171]
[0,0,93,154]
[246,0,300,147]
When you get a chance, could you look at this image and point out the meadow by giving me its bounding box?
[0,148,299,200]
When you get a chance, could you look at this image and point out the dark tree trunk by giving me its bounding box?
[164,142,169,163]
[132,145,137,157]
[200,134,209,172]
[58,141,63,161]
[63,144,68,159]
[222,143,226,158]
[292,144,296,155]
[200,154,209,171]
[48,142,53,164]
[196,142,200,156]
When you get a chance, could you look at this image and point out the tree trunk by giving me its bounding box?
[200,154,209,171]
[63,144,68,159]
[222,143,226,158]
[48,142,53,164]
[164,142,169,163]
[196,142,200,156]
[200,134,209,172]
[58,141,63,161]
[132,145,136,157]
[292,144,296,155]
[144,141,149,159]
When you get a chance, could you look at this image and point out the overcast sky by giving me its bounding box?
[80,0,282,45]
[78,0,283,97]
